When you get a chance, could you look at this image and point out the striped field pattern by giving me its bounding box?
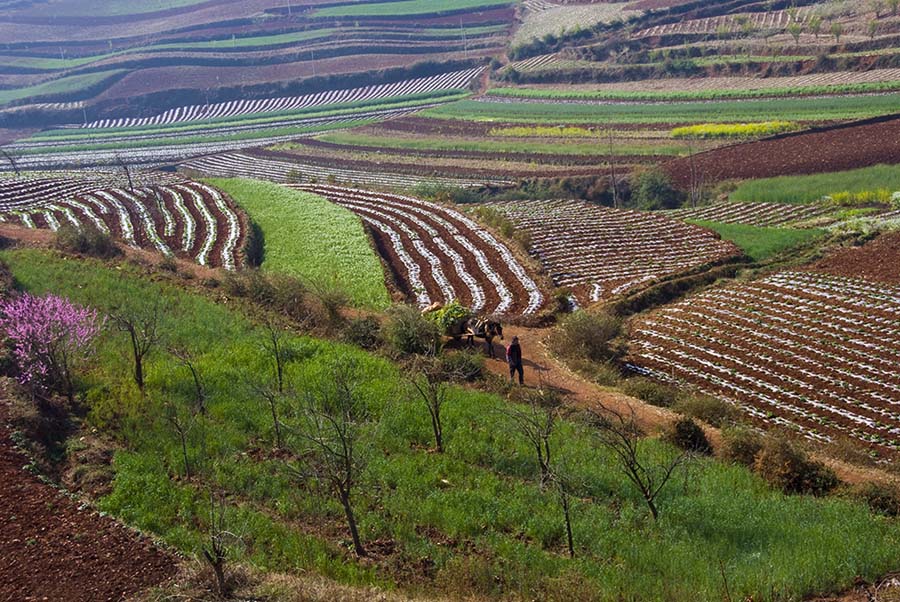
[85,68,484,130]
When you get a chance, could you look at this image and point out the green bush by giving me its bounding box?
[629,169,684,210]
[852,482,900,517]
[54,224,121,259]
[674,394,738,427]
[341,316,381,350]
[754,437,839,496]
[665,417,712,455]
[437,350,484,382]
[549,310,621,363]
[720,426,764,466]
[622,377,678,408]
[383,304,442,356]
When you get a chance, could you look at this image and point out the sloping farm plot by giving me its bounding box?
[295,184,545,317]
[0,175,244,269]
[487,199,739,305]
[629,271,900,454]
[667,201,833,228]
[181,151,510,189]
[665,114,900,186]
[85,68,484,129]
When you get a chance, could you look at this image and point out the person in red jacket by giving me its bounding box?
[506,336,524,385]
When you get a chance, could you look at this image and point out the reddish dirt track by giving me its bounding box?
[665,115,900,186]
[0,400,175,602]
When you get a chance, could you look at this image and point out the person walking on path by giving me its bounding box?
[506,335,524,385]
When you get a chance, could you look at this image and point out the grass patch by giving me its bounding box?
[3,248,900,601]
[206,178,390,309]
[730,164,900,205]
[420,94,900,124]
[689,220,826,261]
[314,0,512,18]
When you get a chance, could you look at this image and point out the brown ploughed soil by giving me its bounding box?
[806,231,900,285]
[0,397,175,602]
[665,115,900,186]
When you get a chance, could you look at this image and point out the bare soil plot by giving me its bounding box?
[665,115,900,186]
[0,397,175,602]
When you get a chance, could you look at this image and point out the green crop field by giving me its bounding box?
[421,94,900,125]
[4,248,900,601]
[314,0,512,18]
[313,132,685,156]
[730,164,900,205]
[689,221,827,261]
[206,179,390,309]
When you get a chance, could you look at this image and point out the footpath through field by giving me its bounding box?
[0,391,175,602]
[479,326,899,489]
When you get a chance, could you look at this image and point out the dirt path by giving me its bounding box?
[474,325,898,487]
[472,325,676,434]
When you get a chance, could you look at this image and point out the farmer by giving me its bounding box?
[506,336,524,385]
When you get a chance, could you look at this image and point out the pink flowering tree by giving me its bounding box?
[0,293,104,402]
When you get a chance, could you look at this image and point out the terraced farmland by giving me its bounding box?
[0,0,510,124]
[486,199,739,305]
[0,174,244,269]
[85,68,484,129]
[629,270,900,454]
[296,184,545,316]
[181,150,510,189]
[668,201,834,228]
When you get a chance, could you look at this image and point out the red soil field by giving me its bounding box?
[807,231,900,285]
[665,115,900,186]
[0,398,175,602]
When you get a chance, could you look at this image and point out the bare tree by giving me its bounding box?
[164,398,197,479]
[246,376,284,449]
[547,464,577,558]
[280,359,370,557]
[500,385,561,487]
[584,403,687,521]
[114,153,134,194]
[407,354,481,454]
[0,149,20,176]
[261,318,289,394]
[685,139,706,209]
[111,298,167,393]
[170,345,206,414]
[202,492,240,598]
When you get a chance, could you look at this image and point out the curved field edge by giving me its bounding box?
[207,178,390,309]
[3,249,900,601]
[418,95,900,124]
[687,221,827,262]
